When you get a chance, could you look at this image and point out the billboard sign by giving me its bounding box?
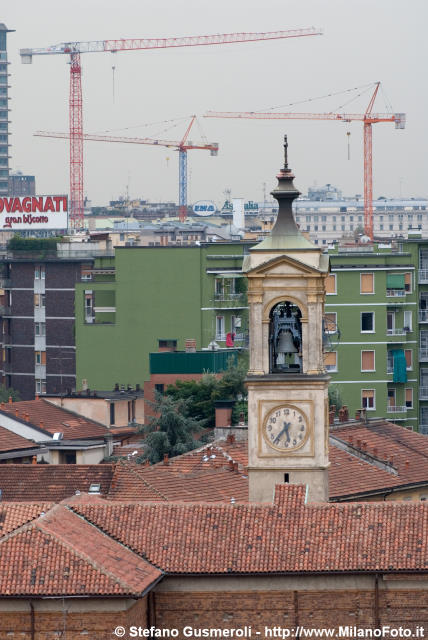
[0,195,68,230]
[192,200,216,216]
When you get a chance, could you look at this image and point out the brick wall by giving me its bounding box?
[0,597,147,639]
[153,590,428,634]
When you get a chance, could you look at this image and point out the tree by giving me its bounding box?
[138,394,207,464]
[165,363,248,428]
[0,385,20,403]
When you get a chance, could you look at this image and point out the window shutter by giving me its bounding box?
[325,274,336,293]
[361,273,373,293]
[361,351,374,370]
[386,274,405,289]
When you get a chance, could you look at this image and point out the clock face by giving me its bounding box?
[263,404,309,452]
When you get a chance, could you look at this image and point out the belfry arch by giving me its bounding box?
[269,300,303,373]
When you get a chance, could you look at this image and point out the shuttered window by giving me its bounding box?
[361,351,375,371]
[325,274,336,294]
[405,388,413,408]
[324,313,337,333]
[404,272,412,292]
[324,351,337,371]
[360,273,374,294]
[405,349,412,369]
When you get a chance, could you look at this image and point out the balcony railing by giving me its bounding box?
[386,405,407,413]
[419,388,428,400]
[420,349,428,361]
[419,269,428,283]
[386,289,405,297]
[386,328,405,336]
[419,310,428,323]
[213,293,247,308]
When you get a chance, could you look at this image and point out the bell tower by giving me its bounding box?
[244,137,330,503]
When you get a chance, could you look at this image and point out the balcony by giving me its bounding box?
[386,405,407,413]
[419,269,428,284]
[212,293,247,309]
[419,310,428,323]
[386,328,405,337]
[419,388,428,400]
[386,289,405,298]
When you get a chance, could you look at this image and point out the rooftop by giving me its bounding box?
[0,399,110,440]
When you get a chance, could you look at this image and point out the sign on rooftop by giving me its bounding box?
[0,195,68,230]
[192,200,216,216]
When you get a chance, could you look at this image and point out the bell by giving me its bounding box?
[277,330,298,354]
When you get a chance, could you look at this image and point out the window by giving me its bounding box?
[34,294,45,308]
[387,388,396,407]
[324,312,337,333]
[325,274,336,294]
[158,339,177,349]
[405,349,412,370]
[404,272,412,293]
[215,278,223,296]
[35,322,46,336]
[34,265,45,280]
[404,310,412,332]
[154,383,165,395]
[35,351,46,365]
[405,388,413,409]
[361,312,374,333]
[35,379,46,395]
[360,273,374,294]
[324,351,337,372]
[361,350,375,371]
[362,389,375,410]
[216,316,225,339]
[109,402,115,425]
[314,225,318,231]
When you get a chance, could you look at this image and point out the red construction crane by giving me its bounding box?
[20,27,322,229]
[35,115,218,222]
[206,82,406,241]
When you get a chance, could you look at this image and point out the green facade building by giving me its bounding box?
[75,238,428,434]
[75,244,249,390]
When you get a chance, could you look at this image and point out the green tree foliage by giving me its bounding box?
[7,235,63,251]
[328,385,343,414]
[0,385,20,403]
[139,394,207,464]
[165,363,248,428]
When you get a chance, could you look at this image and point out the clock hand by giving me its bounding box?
[273,421,291,445]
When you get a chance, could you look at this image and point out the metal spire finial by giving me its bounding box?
[283,135,288,169]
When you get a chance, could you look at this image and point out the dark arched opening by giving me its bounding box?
[269,301,302,373]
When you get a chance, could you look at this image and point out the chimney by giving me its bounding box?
[32,456,37,465]
[163,453,169,466]
[228,460,234,471]
[342,405,349,421]
[15,409,19,418]
[8,396,12,404]
[214,400,235,428]
[348,435,353,445]
[357,439,361,448]
[114,383,119,391]
[40,421,44,430]
[405,460,409,469]
[329,410,335,425]
[226,433,236,444]
[355,410,361,420]
[185,339,197,353]
[233,462,239,473]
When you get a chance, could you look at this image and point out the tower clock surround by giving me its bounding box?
[244,136,330,503]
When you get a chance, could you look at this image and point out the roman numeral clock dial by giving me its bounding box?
[263,405,308,452]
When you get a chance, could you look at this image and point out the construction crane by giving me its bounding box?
[35,116,218,222]
[205,82,406,241]
[20,28,322,229]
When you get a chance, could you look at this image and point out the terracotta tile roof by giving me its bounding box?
[0,503,53,536]
[0,504,161,596]
[0,425,40,453]
[72,485,428,574]
[108,442,248,503]
[0,399,109,440]
[107,422,428,503]
[0,464,114,502]
[330,420,428,498]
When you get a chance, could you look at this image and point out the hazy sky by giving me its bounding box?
[2,0,427,206]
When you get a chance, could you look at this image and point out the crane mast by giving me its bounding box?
[21,28,322,229]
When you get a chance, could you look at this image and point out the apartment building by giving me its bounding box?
[75,243,250,390]
[0,245,111,400]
